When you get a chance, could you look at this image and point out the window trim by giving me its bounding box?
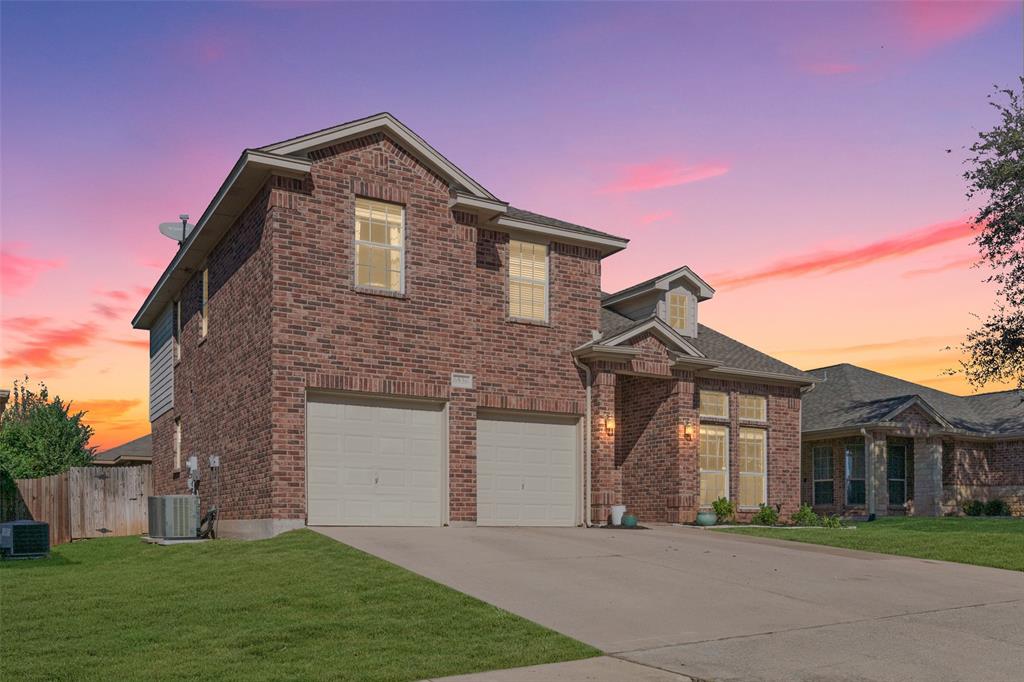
[353,196,406,295]
[699,423,730,507]
[507,238,550,324]
[699,390,729,419]
[200,267,209,338]
[737,427,767,510]
[173,299,182,363]
[812,444,834,506]
[738,394,767,422]
[845,442,866,506]
[173,417,182,471]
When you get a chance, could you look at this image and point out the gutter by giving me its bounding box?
[572,354,593,528]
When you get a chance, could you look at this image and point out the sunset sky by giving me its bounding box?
[1,1,1021,451]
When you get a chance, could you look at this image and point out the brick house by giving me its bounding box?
[132,113,814,538]
[801,364,1024,517]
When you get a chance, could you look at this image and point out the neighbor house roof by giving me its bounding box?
[802,363,1024,437]
[93,434,152,465]
[134,113,627,329]
[597,309,815,385]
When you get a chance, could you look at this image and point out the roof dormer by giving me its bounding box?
[602,266,714,338]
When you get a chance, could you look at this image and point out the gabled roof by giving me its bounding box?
[594,314,705,358]
[504,207,629,244]
[802,363,1024,436]
[596,309,815,384]
[259,112,498,201]
[602,266,715,307]
[93,434,152,465]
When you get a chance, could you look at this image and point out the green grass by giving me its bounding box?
[0,529,597,681]
[716,517,1024,571]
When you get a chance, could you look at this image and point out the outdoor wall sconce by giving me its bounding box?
[604,415,616,435]
[681,419,695,440]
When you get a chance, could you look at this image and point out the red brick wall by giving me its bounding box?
[151,187,275,522]
[953,439,1024,487]
[267,132,601,522]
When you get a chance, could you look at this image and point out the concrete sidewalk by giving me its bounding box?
[315,525,1024,681]
[423,656,690,681]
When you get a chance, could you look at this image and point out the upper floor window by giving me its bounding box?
[738,394,766,422]
[667,292,687,332]
[699,390,728,419]
[509,240,548,322]
[355,197,404,293]
[174,417,182,471]
[200,268,209,338]
[173,299,182,361]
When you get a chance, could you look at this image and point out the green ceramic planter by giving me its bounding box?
[622,514,638,528]
[695,510,717,526]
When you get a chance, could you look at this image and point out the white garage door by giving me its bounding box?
[306,395,444,526]
[477,412,579,526]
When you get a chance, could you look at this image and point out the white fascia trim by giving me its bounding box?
[449,192,508,215]
[880,396,953,430]
[572,344,641,361]
[132,150,312,329]
[699,365,816,387]
[493,216,629,256]
[600,318,705,358]
[260,113,498,201]
[604,266,716,306]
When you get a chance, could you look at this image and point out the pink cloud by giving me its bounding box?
[1,318,99,372]
[802,61,861,76]
[0,244,64,295]
[639,211,673,225]
[599,160,729,194]
[902,254,978,278]
[714,217,975,289]
[898,0,1016,53]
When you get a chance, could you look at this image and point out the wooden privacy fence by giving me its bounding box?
[1,465,152,546]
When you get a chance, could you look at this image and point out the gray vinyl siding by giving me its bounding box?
[149,304,174,421]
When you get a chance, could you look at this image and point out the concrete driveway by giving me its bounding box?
[313,525,1024,681]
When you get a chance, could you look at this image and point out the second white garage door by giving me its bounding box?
[307,395,444,526]
[476,412,579,526]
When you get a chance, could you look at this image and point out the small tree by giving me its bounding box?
[0,377,95,479]
[957,78,1024,390]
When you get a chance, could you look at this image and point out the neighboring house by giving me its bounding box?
[132,113,813,539]
[92,434,152,466]
[801,364,1024,517]
[0,388,8,416]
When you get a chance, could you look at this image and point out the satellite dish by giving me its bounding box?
[159,214,195,244]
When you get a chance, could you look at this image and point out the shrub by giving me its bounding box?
[984,498,1010,516]
[820,514,844,528]
[712,497,735,524]
[963,499,986,516]
[751,503,779,526]
[790,504,819,526]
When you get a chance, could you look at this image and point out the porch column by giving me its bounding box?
[913,435,943,516]
[867,431,888,516]
[590,370,620,524]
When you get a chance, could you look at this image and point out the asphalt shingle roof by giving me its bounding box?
[93,434,152,463]
[803,363,1024,435]
[598,309,815,382]
[506,206,628,243]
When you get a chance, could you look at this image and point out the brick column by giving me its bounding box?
[673,374,699,523]
[590,370,619,524]
[913,435,942,516]
[868,431,888,516]
[448,389,477,523]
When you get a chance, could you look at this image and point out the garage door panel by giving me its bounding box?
[307,396,444,526]
[477,414,578,527]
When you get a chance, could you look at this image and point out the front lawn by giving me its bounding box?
[0,529,597,681]
[716,517,1024,571]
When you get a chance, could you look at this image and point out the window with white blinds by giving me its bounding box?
[509,240,548,322]
[738,428,767,508]
[739,394,766,421]
[667,292,687,331]
[355,197,404,292]
[699,424,729,506]
[699,390,729,418]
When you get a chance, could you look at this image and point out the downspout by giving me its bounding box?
[573,354,593,527]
